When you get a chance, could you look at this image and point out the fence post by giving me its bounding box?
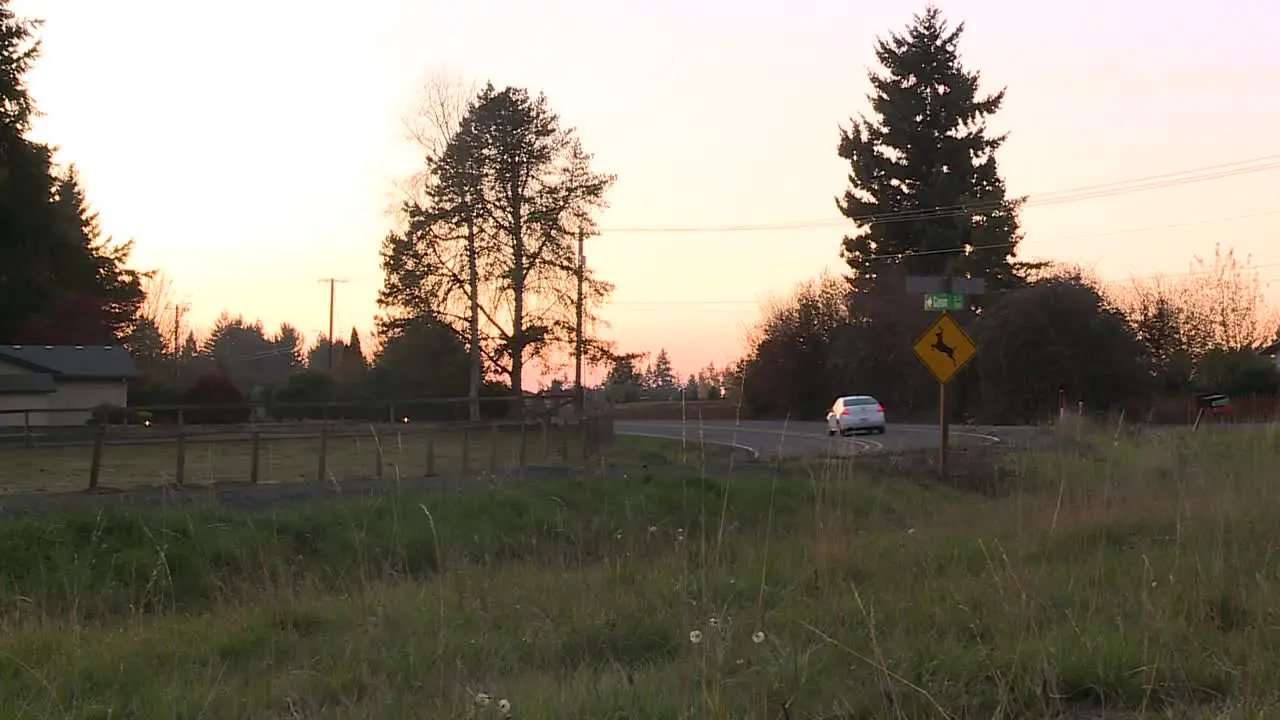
[375,435,384,481]
[541,420,550,463]
[580,418,590,461]
[250,430,261,483]
[489,423,499,472]
[22,409,32,449]
[425,430,436,476]
[88,423,106,490]
[560,422,569,463]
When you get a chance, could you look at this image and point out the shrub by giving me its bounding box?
[181,373,251,424]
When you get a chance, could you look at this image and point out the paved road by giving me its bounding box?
[615,420,1030,458]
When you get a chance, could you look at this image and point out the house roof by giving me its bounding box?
[0,374,57,395]
[1261,339,1280,356]
[0,345,139,380]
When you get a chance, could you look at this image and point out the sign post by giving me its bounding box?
[911,312,977,479]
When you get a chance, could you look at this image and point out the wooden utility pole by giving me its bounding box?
[574,228,586,415]
[317,278,348,372]
[171,302,189,358]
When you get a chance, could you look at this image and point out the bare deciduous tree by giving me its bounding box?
[137,270,189,354]
[1116,244,1279,361]
[393,66,480,211]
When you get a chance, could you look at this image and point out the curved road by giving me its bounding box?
[615,420,1031,459]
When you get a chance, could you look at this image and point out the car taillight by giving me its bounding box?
[877,404,884,413]
[841,408,849,415]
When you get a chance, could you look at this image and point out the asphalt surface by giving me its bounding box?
[615,419,1035,458]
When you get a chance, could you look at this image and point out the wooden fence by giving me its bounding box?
[0,415,614,494]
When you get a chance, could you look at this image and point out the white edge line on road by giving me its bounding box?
[892,426,1002,444]
[616,424,879,456]
[616,421,985,448]
[617,431,761,461]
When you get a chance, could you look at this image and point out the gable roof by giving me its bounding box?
[0,345,139,380]
[1261,339,1280,357]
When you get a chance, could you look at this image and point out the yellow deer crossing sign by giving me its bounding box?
[912,312,976,384]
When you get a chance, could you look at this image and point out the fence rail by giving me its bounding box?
[0,414,614,495]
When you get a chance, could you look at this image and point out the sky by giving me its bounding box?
[16,0,1280,386]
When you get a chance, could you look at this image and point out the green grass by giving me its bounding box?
[0,422,588,492]
[2,428,1279,718]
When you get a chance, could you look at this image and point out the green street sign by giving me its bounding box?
[924,293,965,311]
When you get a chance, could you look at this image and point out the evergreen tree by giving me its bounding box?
[646,348,677,397]
[0,6,146,341]
[306,334,347,372]
[345,327,366,367]
[336,326,369,383]
[836,6,1023,299]
[0,4,60,340]
[51,166,146,337]
[272,323,306,370]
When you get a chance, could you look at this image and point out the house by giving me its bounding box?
[0,345,139,427]
[1262,339,1280,370]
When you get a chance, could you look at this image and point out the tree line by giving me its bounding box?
[0,4,613,423]
[727,7,1280,424]
[598,348,734,403]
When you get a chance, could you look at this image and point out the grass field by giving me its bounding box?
[0,422,590,493]
[609,400,741,421]
[1,426,1279,718]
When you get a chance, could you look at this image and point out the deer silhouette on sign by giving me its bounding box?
[931,328,957,365]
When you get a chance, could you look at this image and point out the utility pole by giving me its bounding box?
[170,302,190,358]
[317,278,348,373]
[574,228,586,416]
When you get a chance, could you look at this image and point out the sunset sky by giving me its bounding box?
[16,0,1280,386]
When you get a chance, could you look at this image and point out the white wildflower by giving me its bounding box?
[709,616,719,628]
[498,698,511,715]
[752,630,766,644]
[475,692,491,707]
[689,630,703,644]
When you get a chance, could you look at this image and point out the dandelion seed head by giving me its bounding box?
[689,630,703,644]
[498,698,511,714]
[475,692,491,707]
[709,616,719,628]
[752,630,766,644]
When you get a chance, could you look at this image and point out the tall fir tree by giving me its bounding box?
[836,6,1023,301]
[0,5,146,341]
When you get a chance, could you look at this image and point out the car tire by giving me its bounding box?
[828,428,836,436]
[876,426,886,434]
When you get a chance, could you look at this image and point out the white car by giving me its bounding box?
[826,395,886,436]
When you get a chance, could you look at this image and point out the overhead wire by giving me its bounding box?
[598,153,1280,234]
[608,262,1280,310]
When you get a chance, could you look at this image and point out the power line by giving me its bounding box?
[598,153,1280,234]
[604,207,1280,309]
[606,264,1280,310]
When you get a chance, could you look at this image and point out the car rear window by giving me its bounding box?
[842,397,878,407]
